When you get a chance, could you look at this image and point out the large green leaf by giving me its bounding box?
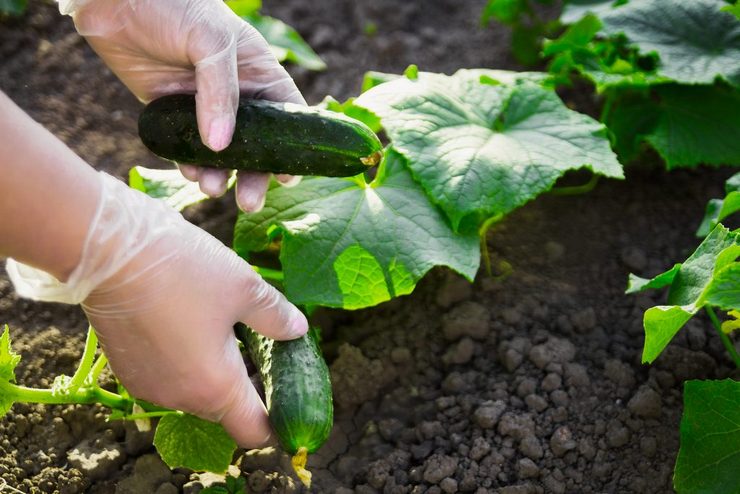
[604,85,740,168]
[354,72,622,229]
[645,85,740,169]
[599,0,740,87]
[246,15,326,71]
[674,379,740,494]
[153,413,236,473]
[233,150,480,309]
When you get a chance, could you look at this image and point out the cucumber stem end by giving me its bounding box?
[291,446,312,488]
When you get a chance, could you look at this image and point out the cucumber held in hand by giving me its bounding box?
[139,94,383,177]
[234,323,333,487]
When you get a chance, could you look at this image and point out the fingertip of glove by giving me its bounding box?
[198,168,229,197]
[275,174,302,188]
[205,115,235,152]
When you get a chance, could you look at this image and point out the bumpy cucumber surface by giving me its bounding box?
[235,323,333,454]
[139,94,382,177]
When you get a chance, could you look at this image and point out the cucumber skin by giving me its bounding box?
[138,94,382,177]
[236,324,333,454]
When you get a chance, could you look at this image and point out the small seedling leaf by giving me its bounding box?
[0,325,20,415]
[630,225,740,363]
[674,379,740,493]
[0,325,20,384]
[153,414,236,473]
[233,149,480,309]
[703,263,740,310]
[626,263,681,294]
[315,96,382,133]
[699,174,740,236]
[246,15,326,71]
[642,305,695,364]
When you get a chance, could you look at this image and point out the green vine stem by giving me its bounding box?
[0,381,131,410]
[252,266,284,282]
[549,174,600,196]
[68,326,98,393]
[88,354,108,386]
[479,213,504,276]
[705,306,740,369]
[119,410,179,421]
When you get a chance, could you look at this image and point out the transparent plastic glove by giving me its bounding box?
[7,172,308,447]
[59,0,305,211]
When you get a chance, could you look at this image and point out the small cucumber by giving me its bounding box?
[234,324,333,486]
[139,94,383,176]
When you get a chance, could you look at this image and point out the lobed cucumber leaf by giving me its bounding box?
[674,379,740,494]
[153,413,236,473]
[597,0,740,87]
[627,225,740,363]
[233,149,480,310]
[604,85,740,168]
[354,71,622,229]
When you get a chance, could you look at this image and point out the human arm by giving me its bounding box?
[0,91,308,447]
[59,0,305,211]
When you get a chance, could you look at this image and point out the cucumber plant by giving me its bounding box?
[123,64,623,482]
[0,324,240,474]
[627,172,740,493]
[547,0,740,169]
[226,0,326,71]
[480,0,560,65]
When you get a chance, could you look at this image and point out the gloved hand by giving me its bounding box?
[59,0,305,212]
[7,172,308,447]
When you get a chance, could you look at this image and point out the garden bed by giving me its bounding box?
[1,1,738,493]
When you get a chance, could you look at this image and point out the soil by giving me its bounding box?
[1,1,738,493]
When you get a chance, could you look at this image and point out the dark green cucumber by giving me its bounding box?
[139,94,383,177]
[234,323,333,455]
